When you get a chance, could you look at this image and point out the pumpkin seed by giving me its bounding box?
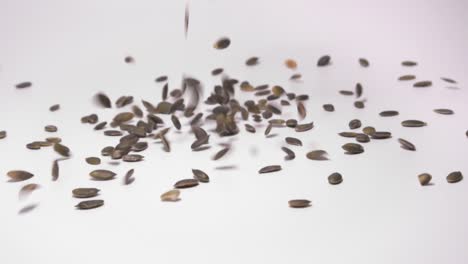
[49,104,60,112]
[402,61,417,66]
[123,154,144,162]
[54,143,70,157]
[245,57,259,66]
[418,173,432,186]
[355,83,363,97]
[174,179,199,189]
[398,75,416,81]
[288,199,311,208]
[245,124,256,133]
[258,165,282,174]
[295,122,314,132]
[371,131,392,139]
[306,150,329,160]
[355,133,370,143]
[76,200,104,210]
[363,126,376,135]
[338,132,358,138]
[45,125,58,132]
[339,90,354,96]
[89,170,116,181]
[0,130,6,139]
[73,188,100,198]
[19,183,40,200]
[447,171,463,183]
[94,93,112,108]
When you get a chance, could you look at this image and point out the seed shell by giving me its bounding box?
[288,199,311,208]
[328,172,343,185]
[89,170,116,181]
[258,165,282,174]
[73,188,100,198]
[76,200,104,210]
[174,179,199,189]
[447,171,463,183]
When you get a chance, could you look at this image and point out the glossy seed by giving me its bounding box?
[161,189,181,202]
[95,93,112,108]
[359,58,369,67]
[89,170,116,181]
[259,165,282,174]
[288,199,311,208]
[192,169,209,183]
[75,200,104,210]
[413,81,432,88]
[49,104,60,112]
[418,173,432,186]
[323,104,335,112]
[285,137,302,146]
[7,170,34,182]
[398,75,416,81]
[245,56,259,66]
[285,59,297,69]
[317,55,331,66]
[174,179,199,189]
[124,169,135,185]
[15,82,32,89]
[45,125,58,132]
[342,143,364,154]
[306,150,329,161]
[398,138,416,151]
[54,143,70,157]
[355,83,363,97]
[371,131,392,139]
[434,108,454,115]
[349,119,362,130]
[171,115,181,130]
[328,172,343,185]
[402,120,427,127]
[286,119,298,128]
[73,188,100,198]
[379,110,399,117]
[447,171,463,183]
[355,133,370,143]
[297,102,306,120]
[295,122,314,132]
[214,37,230,49]
[402,61,417,66]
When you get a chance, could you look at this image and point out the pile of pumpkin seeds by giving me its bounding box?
[3,5,466,214]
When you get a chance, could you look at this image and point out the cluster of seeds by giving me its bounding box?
[3,5,466,214]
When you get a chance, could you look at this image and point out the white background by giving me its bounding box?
[1,0,467,263]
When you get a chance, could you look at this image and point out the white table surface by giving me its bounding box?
[1,0,467,263]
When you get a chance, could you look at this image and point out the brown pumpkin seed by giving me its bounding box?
[94,122,107,130]
[354,101,365,109]
[54,143,70,157]
[286,119,298,128]
[398,138,416,151]
[15,82,32,89]
[264,124,272,136]
[285,137,302,146]
[418,173,432,186]
[101,146,114,156]
[104,130,123,136]
[214,37,230,49]
[342,143,364,154]
[297,102,306,120]
[349,119,362,130]
[76,200,104,210]
[73,188,100,198]
[328,172,343,185]
[306,150,329,160]
[413,81,432,88]
[434,109,454,115]
[161,189,181,202]
[447,171,463,183]
[171,115,181,130]
[288,199,311,208]
[113,112,134,123]
[317,55,331,66]
[174,179,199,189]
[281,147,295,160]
[192,169,209,183]
[123,154,144,162]
[259,165,282,174]
[7,170,34,182]
[89,170,116,181]
[338,132,358,138]
[402,120,427,127]
[211,68,223,75]
[26,142,41,150]
[0,130,6,139]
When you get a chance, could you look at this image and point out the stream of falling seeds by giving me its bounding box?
[4,3,466,214]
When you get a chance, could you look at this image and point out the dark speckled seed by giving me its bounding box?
[317,55,331,66]
[447,171,463,183]
[328,172,343,185]
[323,104,335,112]
[349,119,361,130]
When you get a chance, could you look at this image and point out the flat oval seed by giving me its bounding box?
[122,154,144,162]
[441,77,457,84]
[413,81,432,88]
[288,199,311,208]
[356,134,370,143]
[398,138,416,151]
[161,189,181,202]
[306,150,329,160]
[0,130,6,139]
[328,172,343,185]
[72,188,100,198]
[295,122,314,132]
[402,120,427,127]
[349,119,362,129]
[402,61,417,66]
[447,171,463,183]
[75,200,104,210]
[317,55,331,66]
[339,132,358,138]
[89,170,116,181]
[371,131,392,139]
[54,143,70,157]
[418,173,432,186]
[362,126,376,136]
[192,169,209,183]
[85,157,101,165]
[7,170,34,182]
[281,147,296,160]
[45,125,58,132]
[359,58,369,67]
[49,104,60,111]
[434,109,454,115]
[398,75,416,81]
[285,137,302,146]
[323,104,335,112]
[259,165,282,174]
[16,82,32,89]
[245,57,259,66]
[213,37,230,49]
[379,110,399,117]
[174,179,199,189]
[342,143,364,154]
